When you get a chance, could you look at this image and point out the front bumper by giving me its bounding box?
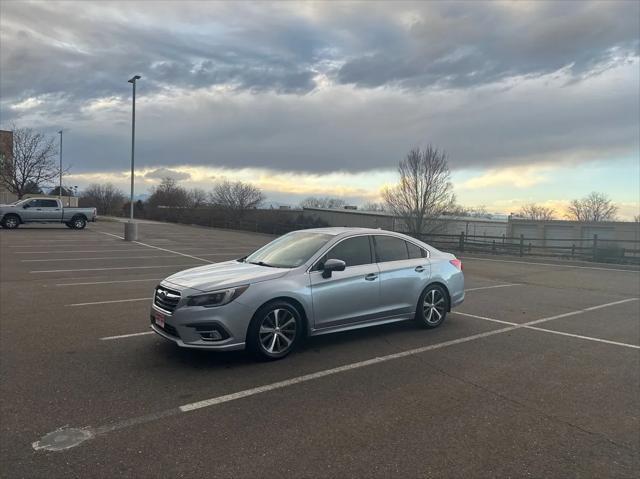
[150,296,253,351]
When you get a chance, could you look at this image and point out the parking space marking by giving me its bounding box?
[455,306,640,350]
[465,283,521,292]
[35,296,639,452]
[31,264,202,273]
[17,250,146,255]
[56,278,162,286]
[23,254,185,262]
[100,331,154,340]
[95,230,214,263]
[68,298,151,307]
[462,256,640,274]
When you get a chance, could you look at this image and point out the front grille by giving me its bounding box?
[154,285,181,313]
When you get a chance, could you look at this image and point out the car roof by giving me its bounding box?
[297,227,402,236]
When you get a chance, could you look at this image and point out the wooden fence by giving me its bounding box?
[416,232,640,265]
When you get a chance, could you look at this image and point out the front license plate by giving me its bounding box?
[154,312,165,328]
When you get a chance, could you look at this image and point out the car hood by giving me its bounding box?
[163,260,289,292]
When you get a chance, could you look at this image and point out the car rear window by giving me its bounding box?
[406,241,425,259]
[374,235,409,262]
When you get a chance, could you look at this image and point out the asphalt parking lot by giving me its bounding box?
[1,220,638,478]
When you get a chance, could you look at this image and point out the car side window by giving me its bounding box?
[313,236,373,271]
[323,236,373,268]
[26,199,39,207]
[374,235,409,262]
[406,241,425,259]
[40,200,58,208]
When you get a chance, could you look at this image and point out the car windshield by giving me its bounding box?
[244,232,332,268]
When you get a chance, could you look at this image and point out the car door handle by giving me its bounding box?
[365,273,378,281]
[415,266,426,272]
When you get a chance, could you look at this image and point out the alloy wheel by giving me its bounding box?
[258,308,297,354]
[423,288,446,325]
[4,216,18,229]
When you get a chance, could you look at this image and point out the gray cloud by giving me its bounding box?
[144,168,191,181]
[0,1,638,176]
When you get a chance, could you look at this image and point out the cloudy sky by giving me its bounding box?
[1,1,639,218]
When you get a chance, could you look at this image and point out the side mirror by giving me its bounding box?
[23,204,30,209]
[321,258,346,278]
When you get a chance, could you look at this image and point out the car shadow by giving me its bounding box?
[153,318,422,370]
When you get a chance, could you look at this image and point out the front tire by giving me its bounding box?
[416,284,449,328]
[1,214,20,229]
[247,301,302,361]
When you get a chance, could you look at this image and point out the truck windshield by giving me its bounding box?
[244,232,332,268]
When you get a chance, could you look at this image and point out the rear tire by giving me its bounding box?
[247,300,302,361]
[65,222,74,228]
[416,284,449,329]
[1,214,20,229]
[70,216,87,229]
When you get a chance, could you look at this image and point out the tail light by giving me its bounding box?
[450,259,463,271]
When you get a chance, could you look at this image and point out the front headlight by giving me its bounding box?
[186,285,249,308]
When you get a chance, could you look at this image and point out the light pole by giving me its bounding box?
[124,75,141,241]
[58,130,63,201]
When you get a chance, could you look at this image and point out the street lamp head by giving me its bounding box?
[128,75,142,83]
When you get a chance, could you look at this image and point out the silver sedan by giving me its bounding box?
[150,227,464,360]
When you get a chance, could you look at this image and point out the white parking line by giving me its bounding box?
[462,256,640,273]
[34,297,639,452]
[455,301,640,349]
[31,264,201,273]
[16,249,147,254]
[95,230,214,263]
[56,278,162,286]
[68,298,151,307]
[23,255,183,262]
[465,283,521,292]
[100,331,154,340]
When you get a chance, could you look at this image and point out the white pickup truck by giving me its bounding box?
[0,197,97,229]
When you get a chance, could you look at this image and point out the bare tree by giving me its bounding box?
[360,201,386,212]
[49,186,75,197]
[299,196,346,209]
[147,177,191,208]
[518,203,556,220]
[0,126,62,198]
[210,180,265,213]
[189,188,208,208]
[79,183,126,216]
[566,192,618,222]
[383,146,456,235]
[449,204,489,218]
[634,215,640,223]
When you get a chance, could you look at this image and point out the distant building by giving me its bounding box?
[0,130,17,203]
[301,206,508,236]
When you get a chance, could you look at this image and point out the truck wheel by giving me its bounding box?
[1,214,20,229]
[71,216,87,229]
[65,222,74,228]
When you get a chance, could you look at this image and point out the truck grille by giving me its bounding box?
[154,285,181,313]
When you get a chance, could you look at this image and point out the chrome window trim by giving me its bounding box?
[306,232,429,273]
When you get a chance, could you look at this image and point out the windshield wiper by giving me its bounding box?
[248,261,277,268]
